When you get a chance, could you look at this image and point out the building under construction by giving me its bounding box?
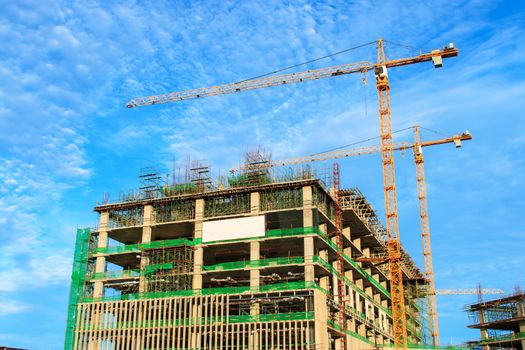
[64,159,430,350]
[466,291,525,350]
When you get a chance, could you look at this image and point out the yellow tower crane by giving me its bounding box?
[126,39,459,349]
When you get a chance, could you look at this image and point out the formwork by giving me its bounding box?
[65,164,429,350]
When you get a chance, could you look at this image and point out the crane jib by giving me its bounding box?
[125,46,457,109]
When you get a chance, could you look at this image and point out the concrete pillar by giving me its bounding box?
[303,186,316,283]
[303,186,313,227]
[250,192,260,214]
[356,278,364,291]
[332,260,340,304]
[319,249,330,291]
[304,237,315,282]
[139,205,153,293]
[93,212,109,298]
[250,241,260,290]
[365,286,373,300]
[353,237,361,251]
[477,307,490,350]
[343,226,351,242]
[193,199,204,290]
[313,289,330,350]
[250,239,261,349]
[346,284,355,311]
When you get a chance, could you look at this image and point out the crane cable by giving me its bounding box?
[236,41,378,83]
[311,126,415,156]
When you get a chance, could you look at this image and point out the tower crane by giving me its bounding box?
[231,126,471,346]
[126,39,459,349]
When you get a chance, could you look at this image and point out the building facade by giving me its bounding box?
[65,170,426,349]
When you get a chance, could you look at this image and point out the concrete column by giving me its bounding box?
[304,237,315,282]
[477,307,490,350]
[356,278,364,291]
[356,293,362,314]
[365,286,373,300]
[313,289,330,350]
[193,199,204,290]
[93,212,109,298]
[250,241,260,290]
[250,192,260,214]
[139,205,153,293]
[319,249,330,291]
[303,186,313,227]
[303,186,316,283]
[362,247,370,261]
[353,237,361,252]
[332,260,340,304]
[343,226,351,242]
[250,238,261,349]
[347,285,355,311]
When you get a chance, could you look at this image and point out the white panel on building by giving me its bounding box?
[202,215,265,243]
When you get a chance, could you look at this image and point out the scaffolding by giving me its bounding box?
[142,246,194,293]
[260,186,303,211]
[108,206,144,228]
[152,199,195,223]
[139,166,163,199]
[467,292,525,324]
[204,192,251,217]
[312,185,335,222]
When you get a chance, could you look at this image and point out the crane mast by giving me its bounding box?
[375,39,408,347]
[413,125,439,345]
[125,38,459,350]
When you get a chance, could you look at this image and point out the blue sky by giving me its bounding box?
[0,0,524,348]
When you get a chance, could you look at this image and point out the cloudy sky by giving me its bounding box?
[0,1,524,348]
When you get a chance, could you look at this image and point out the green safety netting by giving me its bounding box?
[479,331,525,343]
[203,256,304,272]
[64,228,91,350]
[143,262,174,275]
[92,238,201,255]
[91,269,140,280]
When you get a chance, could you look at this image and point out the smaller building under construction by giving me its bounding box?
[466,291,525,350]
[65,157,431,350]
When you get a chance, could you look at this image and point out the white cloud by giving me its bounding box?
[0,298,32,316]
